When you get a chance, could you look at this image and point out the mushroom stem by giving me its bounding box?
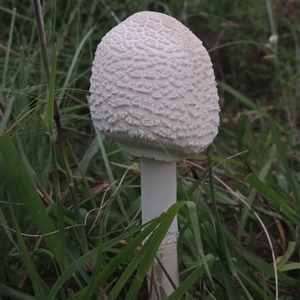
[140,157,179,299]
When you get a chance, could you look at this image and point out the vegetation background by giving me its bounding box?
[0,0,299,299]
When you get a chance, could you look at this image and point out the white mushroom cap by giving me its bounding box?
[90,11,220,161]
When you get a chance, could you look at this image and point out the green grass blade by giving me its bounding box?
[185,201,213,285]
[235,276,255,300]
[75,136,100,175]
[0,133,63,267]
[185,169,209,198]
[268,117,300,207]
[0,207,19,249]
[276,241,296,271]
[236,247,299,286]
[108,230,152,300]
[167,254,215,300]
[47,44,57,134]
[222,240,255,299]
[79,234,103,300]
[8,195,50,300]
[125,202,185,300]
[2,7,16,91]
[32,0,51,82]
[96,131,129,223]
[279,263,300,272]
[57,26,95,104]
[47,219,161,300]
[47,44,70,269]
[245,173,297,217]
[0,283,37,300]
[238,144,277,240]
[0,95,14,133]
[219,259,238,300]
[218,82,261,111]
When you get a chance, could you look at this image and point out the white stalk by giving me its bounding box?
[140,157,179,300]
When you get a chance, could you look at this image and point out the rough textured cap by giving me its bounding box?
[90,11,220,161]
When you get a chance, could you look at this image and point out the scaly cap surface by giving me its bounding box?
[90,11,220,161]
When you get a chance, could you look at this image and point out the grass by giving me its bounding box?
[0,0,299,299]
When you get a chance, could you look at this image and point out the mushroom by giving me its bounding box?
[89,11,220,299]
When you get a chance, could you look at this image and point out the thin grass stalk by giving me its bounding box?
[96,131,129,223]
[8,195,48,300]
[80,232,103,299]
[65,171,90,254]
[32,0,51,82]
[208,149,241,295]
[53,74,89,255]
[268,117,300,205]
[32,0,68,271]
[32,0,89,255]
[216,174,279,299]
[265,0,276,38]
[2,7,16,95]
[48,44,68,270]
[71,146,98,210]
[207,148,222,244]
[32,0,63,136]
[184,201,213,286]
[0,9,16,132]
[237,144,277,241]
[265,0,294,130]
[47,219,162,300]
